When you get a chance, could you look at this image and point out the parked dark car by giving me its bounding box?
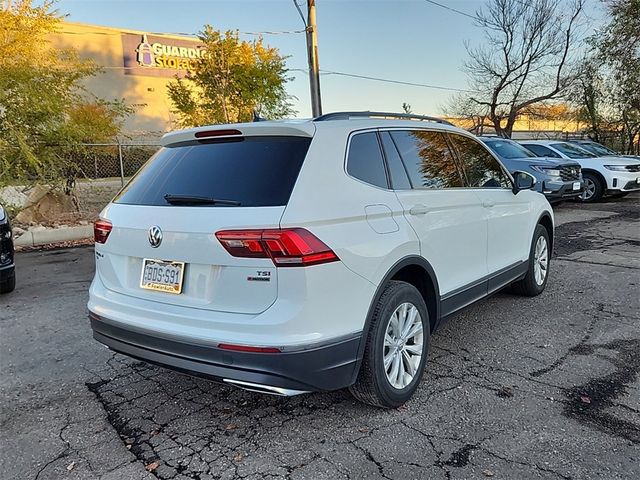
[479,137,583,204]
[1,204,16,294]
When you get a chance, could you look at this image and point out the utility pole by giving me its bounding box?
[306,0,322,117]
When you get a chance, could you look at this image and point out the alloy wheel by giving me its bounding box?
[534,236,548,286]
[582,178,596,200]
[383,302,424,389]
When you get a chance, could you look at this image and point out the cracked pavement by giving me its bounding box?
[1,195,639,479]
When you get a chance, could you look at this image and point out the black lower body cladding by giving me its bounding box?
[90,313,361,392]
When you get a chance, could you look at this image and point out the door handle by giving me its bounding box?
[409,204,428,216]
[482,201,496,208]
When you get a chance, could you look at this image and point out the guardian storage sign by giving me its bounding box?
[122,33,204,77]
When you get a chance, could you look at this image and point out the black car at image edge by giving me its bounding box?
[0,204,16,294]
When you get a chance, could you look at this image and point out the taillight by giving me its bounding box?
[94,219,112,244]
[215,228,339,267]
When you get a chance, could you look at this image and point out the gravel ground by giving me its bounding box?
[1,195,638,480]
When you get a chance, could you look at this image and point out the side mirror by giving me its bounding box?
[512,171,536,194]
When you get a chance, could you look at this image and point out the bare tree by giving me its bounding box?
[463,0,585,138]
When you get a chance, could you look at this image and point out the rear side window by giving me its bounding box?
[448,134,511,189]
[114,136,311,207]
[389,130,463,189]
[380,132,411,190]
[346,132,388,189]
[522,144,561,158]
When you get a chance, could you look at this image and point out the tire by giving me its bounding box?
[512,225,550,297]
[0,270,15,294]
[580,172,604,203]
[349,281,430,408]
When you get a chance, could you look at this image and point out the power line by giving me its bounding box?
[422,0,477,20]
[97,65,471,93]
[292,0,307,28]
[58,29,304,37]
[319,69,472,93]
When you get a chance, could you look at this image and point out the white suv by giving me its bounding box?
[519,140,640,202]
[88,112,554,408]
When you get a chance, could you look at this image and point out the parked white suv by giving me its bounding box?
[88,112,554,407]
[519,140,640,202]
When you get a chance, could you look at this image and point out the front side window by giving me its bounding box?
[346,132,388,189]
[389,130,463,189]
[485,139,537,159]
[448,134,511,189]
[522,144,561,158]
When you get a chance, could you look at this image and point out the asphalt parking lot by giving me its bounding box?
[1,195,639,480]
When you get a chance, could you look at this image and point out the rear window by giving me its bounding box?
[114,136,311,207]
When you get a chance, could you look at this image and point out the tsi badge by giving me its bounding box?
[148,226,163,248]
[247,271,271,282]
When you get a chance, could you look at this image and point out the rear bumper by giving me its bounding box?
[90,312,361,393]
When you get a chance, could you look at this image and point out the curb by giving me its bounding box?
[14,225,94,247]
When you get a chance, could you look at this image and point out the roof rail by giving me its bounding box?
[313,111,454,126]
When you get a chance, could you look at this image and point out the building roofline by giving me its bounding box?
[60,20,200,42]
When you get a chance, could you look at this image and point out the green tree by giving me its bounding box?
[167,27,294,127]
[0,0,130,189]
[572,0,640,153]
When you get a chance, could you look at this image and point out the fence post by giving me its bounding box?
[117,140,125,187]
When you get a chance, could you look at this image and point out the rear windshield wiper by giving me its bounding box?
[164,194,241,206]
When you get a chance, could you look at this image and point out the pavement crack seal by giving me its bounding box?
[562,338,640,444]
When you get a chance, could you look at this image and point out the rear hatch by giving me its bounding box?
[96,129,313,315]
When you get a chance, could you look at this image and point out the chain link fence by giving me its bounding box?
[71,143,160,220]
[74,142,160,185]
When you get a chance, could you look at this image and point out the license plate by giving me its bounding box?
[573,181,581,191]
[636,177,640,184]
[140,258,184,294]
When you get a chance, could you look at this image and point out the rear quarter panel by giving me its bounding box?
[280,125,420,289]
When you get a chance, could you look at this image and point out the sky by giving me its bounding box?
[53,0,608,118]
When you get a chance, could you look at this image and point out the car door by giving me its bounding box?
[448,133,534,285]
[382,129,488,304]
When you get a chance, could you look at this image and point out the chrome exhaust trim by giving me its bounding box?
[223,379,309,397]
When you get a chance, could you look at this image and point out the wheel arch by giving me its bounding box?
[350,256,441,384]
[582,168,607,189]
[536,211,554,253]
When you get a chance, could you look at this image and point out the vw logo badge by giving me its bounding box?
[148,226,162,248]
